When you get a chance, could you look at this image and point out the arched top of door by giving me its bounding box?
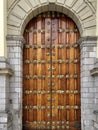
[7,1,96,37]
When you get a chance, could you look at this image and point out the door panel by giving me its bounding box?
[23,12,80,130]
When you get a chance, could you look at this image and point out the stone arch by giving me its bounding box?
[7,0,96,37]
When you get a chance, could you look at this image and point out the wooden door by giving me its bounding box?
[23,12,81,130]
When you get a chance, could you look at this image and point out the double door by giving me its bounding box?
[23,12,81,130]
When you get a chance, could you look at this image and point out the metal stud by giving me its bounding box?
[57,126,60,129]
[47,114,55,117]
[57,121,60,125]
[33,90,37,94]
[38,29,45,33]
[62,126,65,129]
[33,75,38,79]
[48,67,56,71]
[47,12,50,17]
[66,126,70,129]
[48,82,55,87]
[74,43,79,48]
[47,21,51,25]
[74,59,78,63]
[52,126,55,129]
[66,105,70,110]
[47,98,55,102]
[58,28,65,33]
[62,121,65,124]
[48,75,55,78]
[66,74,69,79]
[33,106,37,109]
[57,75,64,79]
[74,105,79,110]
[33,60,37,64]
[66,121,69,125]
[57,90,64,94]
[47,122,50,125]
[74,90,78,94]
[74,74,78,79]
[52,122,55,125]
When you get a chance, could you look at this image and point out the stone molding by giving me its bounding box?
[0,57,14,76]
[0,68,13,76]
[7,35,25,48]
[90,68,98,76]
[7,0,96,37]
[78,36,97,48]
[90,58,98,76]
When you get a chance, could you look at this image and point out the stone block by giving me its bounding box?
[81,88,89,93]
[8,53,15,58]
[72,0,84,11]
[81,51,89,58]
[18,0,31,13]
[81,98,94,103]
[84,126,95,130]
[7,27,20,35]
[9,15,21,24]
[15,53,22,58]
[94,122,98,129]
[89,88,96,93]
[9,59,19,65]
[81,93,94,98]
[83,19,96,28]
[95,93,98,98]
[29,0,40,8]
[76,2,86,13]
[40,0,48,4]
[81,10,93,21]
[49,0,56,3]
[89,52,96,57]
[57,0,65,4]
[65,0,74,7]
[0,105,6,111]
[84,120,94,126]
[95,99,98,104]
[81,71,90,77]
[0,93,6,99]
[81,82,93,88]
[8,19,21,28]
[78,6,89,18]
[84,27,96,36]
[83,58,95,65]
[12,5,26,20]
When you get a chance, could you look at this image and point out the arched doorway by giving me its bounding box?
[23,12,81,130]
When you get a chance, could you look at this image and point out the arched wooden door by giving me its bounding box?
[23,12,81,130]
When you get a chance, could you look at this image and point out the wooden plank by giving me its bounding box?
[51,17,58,122]
[45,15,51,123]
[32,19,37,122]
[36,16,42,123]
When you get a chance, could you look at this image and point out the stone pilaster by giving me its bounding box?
[0,57,13,130]
[7,35,25,130]
[79,36,97,130]
[90,58,98,130]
